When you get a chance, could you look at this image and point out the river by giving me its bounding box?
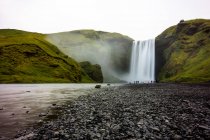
[0,84,119,139]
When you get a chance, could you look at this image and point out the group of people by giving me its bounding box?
[131,81,155,84]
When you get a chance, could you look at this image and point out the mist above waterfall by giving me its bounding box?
[46,30,133,82]
[129,39,155,83]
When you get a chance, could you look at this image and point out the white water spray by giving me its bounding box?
[129,39,155,83]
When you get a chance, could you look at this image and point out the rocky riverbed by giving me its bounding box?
[0,84,117,140]
[15,83,210,140]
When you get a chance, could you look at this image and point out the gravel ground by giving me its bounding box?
[15,83,210,140]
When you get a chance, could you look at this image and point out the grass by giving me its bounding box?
[0,29,97,83]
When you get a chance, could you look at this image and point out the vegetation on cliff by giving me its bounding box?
[156,19,210,83]
[0,29,97,83]
[80,61,103,83]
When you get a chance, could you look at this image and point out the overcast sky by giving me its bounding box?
[0,0,210,40]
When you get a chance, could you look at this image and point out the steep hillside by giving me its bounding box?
[80,61,103,83]
[156,19,210,83]
[46,30,133,82]
[0,29,95,83]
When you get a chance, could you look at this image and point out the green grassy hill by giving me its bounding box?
[0,29,95,83]
[46,30,133,82]
[156,19,210,83]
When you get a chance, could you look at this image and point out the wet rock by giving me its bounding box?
[100,129,106,133]
[37,120,43,123]
[96,133,101,138]
[165,119,169,123]
[137,119,144,126]
[173,134,182,140]
[198,125,210,130]
[126,130,134,137]
[111,124,120,132]
[0,136,9,140]
[15,133,35,140]
[53,131,59,136]
[95,85,101,88]
[65,134,70,138]
[150,126,160,132]
[39,113,47,117]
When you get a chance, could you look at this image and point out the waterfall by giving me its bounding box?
[129,39,155,83]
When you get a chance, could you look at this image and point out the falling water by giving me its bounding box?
[129,39,155,83]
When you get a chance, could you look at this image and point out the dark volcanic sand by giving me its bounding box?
[15,83,210,140]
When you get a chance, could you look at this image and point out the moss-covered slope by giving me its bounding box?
[46,30,133,82]
[80,61,103,83]
[0,29,94,83]
[156,19,210,83]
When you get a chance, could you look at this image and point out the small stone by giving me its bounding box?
[65,134,70,138]
[0,107,3,110]
[70,118,76,122]
[165,119,169,123]
[39,113,47,117]
[198,125,210,130]
[43,135,50,140]
[72,134,79,138]
[183,100,190,103]
[23,106,26,108]
[126,131,134,136]
[54,131,59,136]
[173,134,182,140]
[106,123,111,127]
[100,129,106,133]
[26,91,30,92]
[150,127,160,132]
[96,133,101,138]
[52,103,56,106]
[95,85,101,88]
[112,124,120,132]
[137,119,144,125]
[11,113,15,116]
[38,120,43,123]
[26,111,29,113]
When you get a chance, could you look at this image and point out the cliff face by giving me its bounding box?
[0,29,97,83]
[46,30,133,82]
[155,19,210,83]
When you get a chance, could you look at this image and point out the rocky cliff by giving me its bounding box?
[156,19,210,83]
